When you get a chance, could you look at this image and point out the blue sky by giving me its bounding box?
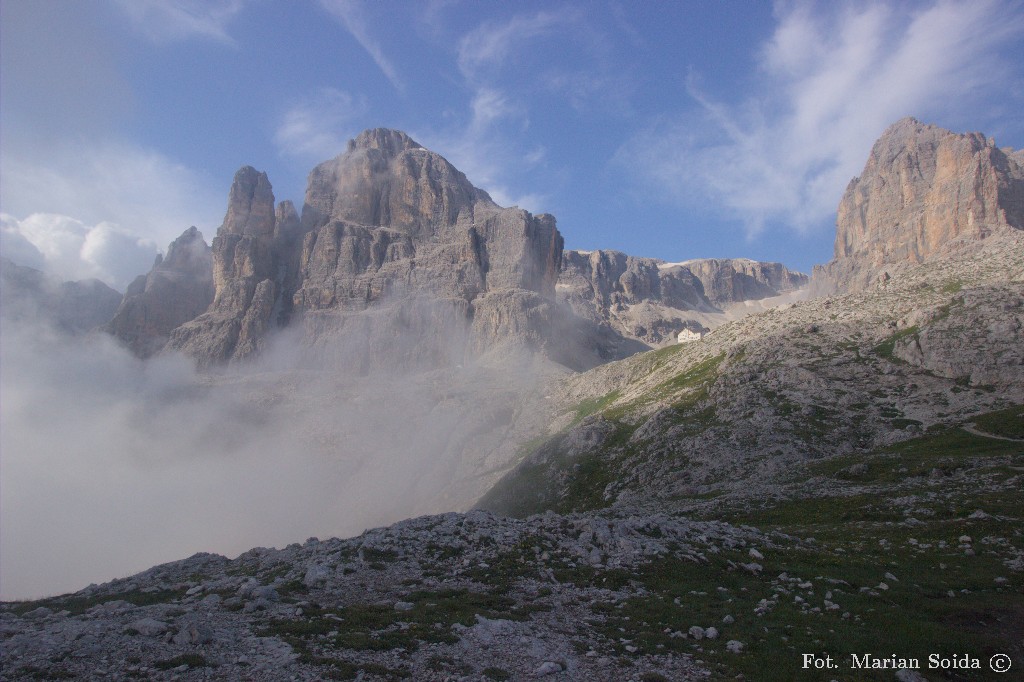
[2,0,1023,288]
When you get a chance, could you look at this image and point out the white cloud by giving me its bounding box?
[0,215,45,269]
[457,8,629,114]
[1,138,223,288]
[2,213,159,289]
[0,294,549,599]
[412,10,592,213]
[275,88,367,159]
[319,0,403,90]
[111,0,247,45]
[2,3,224,285]
[1,139,222,262]
[616,0,1024,236]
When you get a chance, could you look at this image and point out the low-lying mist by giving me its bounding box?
[0,305,560,600]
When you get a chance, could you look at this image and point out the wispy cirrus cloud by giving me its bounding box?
[319,0,403,90]
[111,0,247,45]
[456,10,570,82]
[616,0,1024,237]
[419,88,548,211]
[275,87,368,159]
[421,9,587,211]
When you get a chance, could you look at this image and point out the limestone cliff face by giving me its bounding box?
[302,128,482,238]
[167,169,295,364]
[682,258,807,306]
[158,130,568,368]
[813,118,1024,295]
[289,129,568,370]
[106,227,214,356]
[107,127,811,367]
[558,250,807,346]
[295,129,562,313]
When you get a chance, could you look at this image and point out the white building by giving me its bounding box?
[677,328,704,344]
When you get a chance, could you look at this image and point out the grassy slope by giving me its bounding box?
[478,349,725,517]
[479,331,1023,680]
[487,410,1023,681]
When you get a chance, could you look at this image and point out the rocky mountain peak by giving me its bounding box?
[111,130,573,368]
[812,118,1024,294]
[161,170,284,365]
[557,250,808,347]
[221,166,276,237]
[161,226,209,270]
[347,128,423,156]
[303,128,483,236]
[106,227,214,357]
[1,258,122,334]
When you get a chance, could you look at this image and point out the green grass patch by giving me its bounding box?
[594,514,1022,681]
[642,407,1023,679]
[261,587,545,660]
[873,325,919,361]
[645,353,725,404]
[575,389,622,421]
[940,279,964,294]
[971,404,1024,440]
[808,427,1023,486]
[480,352,726,517]
[360,547,399,563]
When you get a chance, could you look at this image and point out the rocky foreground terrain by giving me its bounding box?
[3,119,1023,680]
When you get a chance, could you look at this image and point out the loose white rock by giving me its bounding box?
[535,661,563,676]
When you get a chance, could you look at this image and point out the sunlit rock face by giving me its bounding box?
[682,258,807,307]
[812,117,1024,295]
[295,128,562,307]
[112,127,811,369]
[127,129,571,369]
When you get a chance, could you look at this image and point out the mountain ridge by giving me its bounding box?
[102,128,813,369]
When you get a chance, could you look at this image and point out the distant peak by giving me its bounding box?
[175,225,204,242]
[347,128,422,155]
[232,165,267,184]
[877,117,930,142]
[891,115,921,128]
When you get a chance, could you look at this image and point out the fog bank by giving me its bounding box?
[0,313,557,600]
